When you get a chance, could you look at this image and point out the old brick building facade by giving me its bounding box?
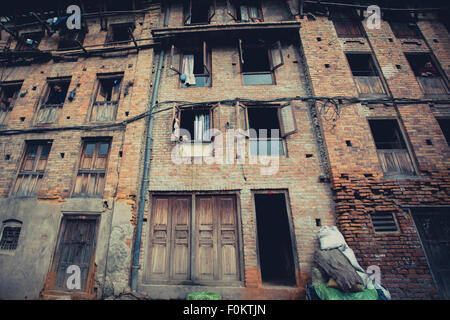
[0,0,449,300]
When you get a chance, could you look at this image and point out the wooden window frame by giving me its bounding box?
[89,74,123,123]
[227,0,264,23]
[144,192,244,286]
[238,39,284,85]
[169,42,212,88]
[0,81,22,125]
[105,22,135,45]
[367,117,418,177]
[172,104,217,143]
[71,139,111,198]
[237,103,297,138]
[404,53,450,97]
[10,140,52,197]
[331,8,364,38]
[34,78,71,125]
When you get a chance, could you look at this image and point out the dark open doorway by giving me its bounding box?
[254,193,296,286]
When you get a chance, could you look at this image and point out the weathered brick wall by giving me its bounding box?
[138,0,335,298]
[0,8,157,298]
[299,11,450,299]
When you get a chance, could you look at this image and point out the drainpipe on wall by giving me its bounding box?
[130,3,169,292]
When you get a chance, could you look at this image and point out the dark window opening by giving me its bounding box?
[180,45,211,87]
[332,8,363,38]
[254,193,296,286]
[437,119,450,147]
[91,76,122,122]
[346,54,385,96]
[369,119,406,150]
[346,54,378,77]
[106,0,134,11]
[385,9,421,39]
[0,83,22,124]
[96,77,122,102]
[186,0,211,25]
[179,109,211,141]
[58,30,86,50]
[242,46,270,73]
[15,32,42,51]
[106,23,134,43]
[36,80,71,124]
[248,107,284,156]
[0,220,22,251]
[369,119,415,176]
[405,54,448,95]
[234,0,263,22]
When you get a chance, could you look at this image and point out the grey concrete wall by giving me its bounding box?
[0,197,113,299]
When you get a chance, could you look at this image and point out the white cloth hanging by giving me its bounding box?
[182,54,196,86]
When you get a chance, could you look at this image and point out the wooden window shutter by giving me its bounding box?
[210,103,220,131]
[226,0,237,20]
[270,40,284,71]
[184,0,192,24]
[278,103,297,137]
[203,41,211,76]
[238,38,244,66]
[171,105,181,141]
[169,44,182,75]
[208,0,216,22]
[236,102,249,137]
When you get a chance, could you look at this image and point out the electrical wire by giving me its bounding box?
[0,95,449,136]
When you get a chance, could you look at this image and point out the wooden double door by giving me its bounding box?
[146,195,241,284]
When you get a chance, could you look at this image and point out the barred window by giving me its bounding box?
[0,220,22,251]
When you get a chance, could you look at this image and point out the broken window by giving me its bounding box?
[368,119,415,176]
[346,53,385,96]
[73,140,110,197]
[105,22,135,44]
[35,79,71,124]
[405,54,449,96]
[437,118,450,147]
[146,195,241,284]
[227,0,263,22]
[332,8,364,38]
[0,220,22,251]
[0,81,22,125]
[238,39,284,85]
[49,215,99,293]
[254,193,296,286]
[184,0,215,25]
[12,141,52,197]
[170,42,212,87]
[90,74,123,122]
[15,32,42,51]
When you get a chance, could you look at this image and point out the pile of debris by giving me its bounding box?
[307,226,391,300]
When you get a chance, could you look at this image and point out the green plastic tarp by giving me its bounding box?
[313,283,379,300]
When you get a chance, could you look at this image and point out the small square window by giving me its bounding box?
[0,220,22,251]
